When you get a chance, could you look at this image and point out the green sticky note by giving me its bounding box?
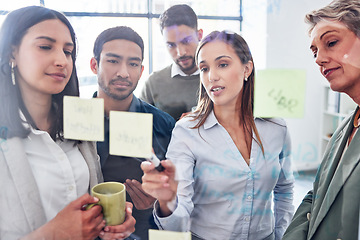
[254,69,306,118]
[109,111,153,158]
[63,96,104,141]
[149,230,192,240]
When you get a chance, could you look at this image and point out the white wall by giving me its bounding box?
[265,0,332,170]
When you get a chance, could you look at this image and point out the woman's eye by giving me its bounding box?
[219,63,228,68]
[39,45,51,50]
[328,40,338,47]
[200,67,208,72]
[64,50,72,56]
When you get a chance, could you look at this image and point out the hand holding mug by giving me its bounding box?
[99,202,136,240]
[87,182,126,226]
[49,194,105,239]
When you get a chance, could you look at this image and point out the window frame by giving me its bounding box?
[0,0,242,74]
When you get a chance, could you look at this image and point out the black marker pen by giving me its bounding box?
[148,153,165,172]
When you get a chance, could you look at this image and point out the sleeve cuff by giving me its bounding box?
[166,196,178,212]
[154,196,178,217]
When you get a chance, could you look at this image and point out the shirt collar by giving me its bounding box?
[20,109,57,138]
[128,95,140,112]
[171,63,200,78]
[19,109,45,133]
[19,110,34,134]
[203,110,263,130]
[203,110,219,130]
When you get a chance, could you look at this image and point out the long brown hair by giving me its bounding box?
[192,30,264,154]
[0,6,79,140]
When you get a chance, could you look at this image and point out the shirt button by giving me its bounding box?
[245,217,250,222]
[69,185,74,191]
[247,195,252,200]
[247,172,252,177]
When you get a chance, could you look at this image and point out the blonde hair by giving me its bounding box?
[305,0,360,36]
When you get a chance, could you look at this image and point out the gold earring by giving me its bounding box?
[11,62,16,86]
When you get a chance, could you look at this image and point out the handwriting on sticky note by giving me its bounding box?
[63,96,104,141]
[254,69,306,118]
[109,111,152,158]
[267,89,299,113]
[149,230,192,240]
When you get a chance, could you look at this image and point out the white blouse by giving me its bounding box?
[23,127,89,221]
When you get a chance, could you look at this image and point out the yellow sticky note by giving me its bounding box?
[149,230,192,240]
[63,96,104,141]
[254,69,306,118]
[109,111,153,158]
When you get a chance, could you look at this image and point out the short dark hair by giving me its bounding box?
[93,26,144,62]
[159,4,198,34]
[0,6,79,140]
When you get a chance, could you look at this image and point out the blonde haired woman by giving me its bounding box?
[284,0,360,239]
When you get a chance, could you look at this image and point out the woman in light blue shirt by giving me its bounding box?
[141,30,294,240]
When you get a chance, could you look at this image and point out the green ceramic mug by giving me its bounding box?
[87,182,126,226]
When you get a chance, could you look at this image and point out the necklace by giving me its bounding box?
[354,108,360,128]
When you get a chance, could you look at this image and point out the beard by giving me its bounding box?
[176,55,197,73]
[99,78,136,101]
